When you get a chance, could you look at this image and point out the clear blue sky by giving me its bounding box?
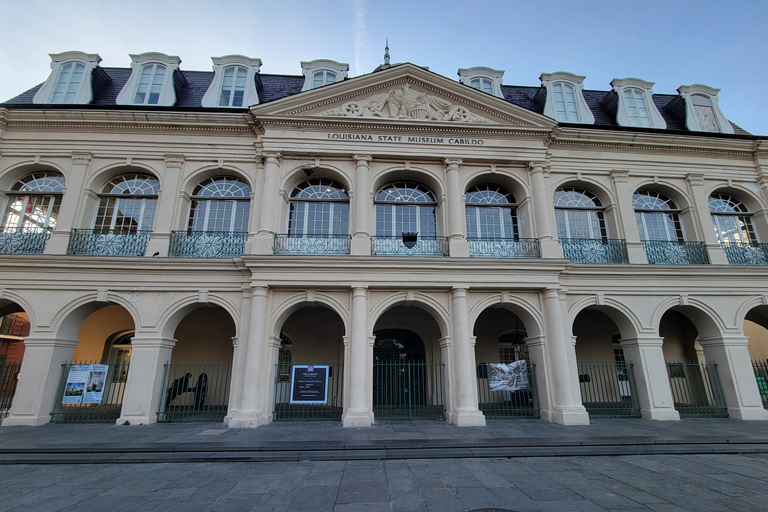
[2,0,766,135]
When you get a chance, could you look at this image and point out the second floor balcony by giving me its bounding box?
[0,227,51,255]
[371,235,449,257]
[560,238,629,264]
[641,240,710,265]
[468,238,541,258]
[67,229,151,257]
[169,231,247,258]
[273,234,351,255]
[721,242,768,266]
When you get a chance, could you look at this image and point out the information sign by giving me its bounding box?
[289,365,329,404]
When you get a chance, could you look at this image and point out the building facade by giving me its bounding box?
[1,51,768,428]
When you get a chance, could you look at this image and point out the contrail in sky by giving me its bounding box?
[353,0,368,76]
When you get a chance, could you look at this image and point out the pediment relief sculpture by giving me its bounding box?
[319,83,491,123]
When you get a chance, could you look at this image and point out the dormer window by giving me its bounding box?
[116,53,181,107]
[538,72,595,125]
[607,78,666,129]
[33,52,104,105]
[676,84,734,134]
[457,67,504,98]
[201,55,261,108]
[300,59,348,91]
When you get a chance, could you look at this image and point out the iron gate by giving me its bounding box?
[0,363,20,420]
[373,361,445,420]
[476,362,539,419]
[752,361,768,409]
[157,362,231,422]
[577,362,641,418]
[272,362,344,421]
[666,362,728,417]
[50,361,129,423]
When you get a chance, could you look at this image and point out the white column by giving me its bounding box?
[698,335,768,420]
[448,287,485,426]
[350,155,372,256]
[343,286,373,426]
[528,162,563,259]
[225,287,253,421]
[245,157,266,254]
[542,288,589,424]
[251,152,281,254]
[686,173,729,264]
[228,286,269,427]
[445,159,469,257]
[44,152,92,254]
[620,336,679,420]
[116,335,176,425]
[610,170,648,264]
[145,154,184,257]
[523,335,553,421]
[2,336,79,426]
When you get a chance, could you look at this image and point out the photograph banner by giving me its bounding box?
[83,364,109,404]
[488,361,529,392]
[62,365,89,404]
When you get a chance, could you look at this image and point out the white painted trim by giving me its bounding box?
[610,78,667,129]
[457,66,504,98]
[33,52,102,105]
[201,55,262,108]
[677,84,734,134]
[115,52,181,107]
[300,59,349,92]
[539,71,595,125]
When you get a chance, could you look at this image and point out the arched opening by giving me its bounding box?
[159,305,235,422]
[0,302,29,421]
[1,170,64,255]
[473,306,538,418]
[372,305,445,420]
[272,304,345,421]
[372,181,444,256]
[659,307,728,417]
[743,306,768,409]
[573,308,641,418]
[709,192,765,265]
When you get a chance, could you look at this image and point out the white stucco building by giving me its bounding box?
[1,50,768,429]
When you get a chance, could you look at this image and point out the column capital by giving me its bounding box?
[23,336,80,349]
[444,158,463,169]
[251,285,269,298]
[351,286,368,296]
[71,152,93,165]
[164,154,185,168]
[610,170,629,183]
[451,286,469,297]
[353,154,372,164]
[262,152,282,164]
[130,336,177,349]
[528,161,549,175]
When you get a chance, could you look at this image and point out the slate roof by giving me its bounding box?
[1,66,751,136]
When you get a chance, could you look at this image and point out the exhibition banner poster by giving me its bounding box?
[62,364,109,404]
[62,365,89,404]
[289,365,329,404]
[487,361,529,392]
[83,364,109,404]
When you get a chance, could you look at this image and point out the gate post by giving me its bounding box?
[343,286,373,426]
[2,336,78,426]
[116,335,176,425]
[620,336,680,420]
[698,335,768,420]
[449,287,485,426]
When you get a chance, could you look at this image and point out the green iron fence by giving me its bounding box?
[476,362,539,419]
[274,234,351,255]
[0,363,21,420]
[641,240,710,265]
[468,238,541,258]
[371,236,449,257]
[666,362,728,417]
[560,238,629,264]
[373,361,445,420]
[50,361,130,423]
[273,362,344,421]
[0,228,51,254]
[67,229,151,257]
[169,231,247,258]
[577,363,641,418]
[752,361,768,409]
[721,242,768,265]
[157,362,231,422]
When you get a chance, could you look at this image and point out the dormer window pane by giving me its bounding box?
[312,71,336,88]
[219,66,248,107]
[470,78,493,95]
[553,83,580,122]
[134,64,166,105]
[691,94,719,132]
[51,63,85,103]
[624,89,651,127]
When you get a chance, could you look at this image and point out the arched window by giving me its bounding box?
[133,64,166,105]
[109,332,133,382]
[219,66,248,107]
[95,173,159,233]
[188,177,250,233]
[288,179,348,236]
[375,182,437,237]
[633,190,683,241]
[470,78,493,94]
[553,83,580,122]
[709,193,755,244]
[624,88,652,127]
[2,171,65,232]
[554,187,606,239]
[465,184,518,239]
[52,62,85,104]
[313,70,337,88]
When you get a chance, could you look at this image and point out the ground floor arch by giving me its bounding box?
[0,303,29,421]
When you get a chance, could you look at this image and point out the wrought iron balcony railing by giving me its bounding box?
[371,236,449,257]
[67,229,151,257]
[169,231,247,258]
[273,234,351,255]
[0,227,51,255]
[641,240,710,265]
[721,242,768,266]
[560,238,629,264]
[468,238,541,258]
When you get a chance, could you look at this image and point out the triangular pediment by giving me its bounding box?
[251,63,555,129]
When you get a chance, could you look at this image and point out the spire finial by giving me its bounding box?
[384,38,390,66]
